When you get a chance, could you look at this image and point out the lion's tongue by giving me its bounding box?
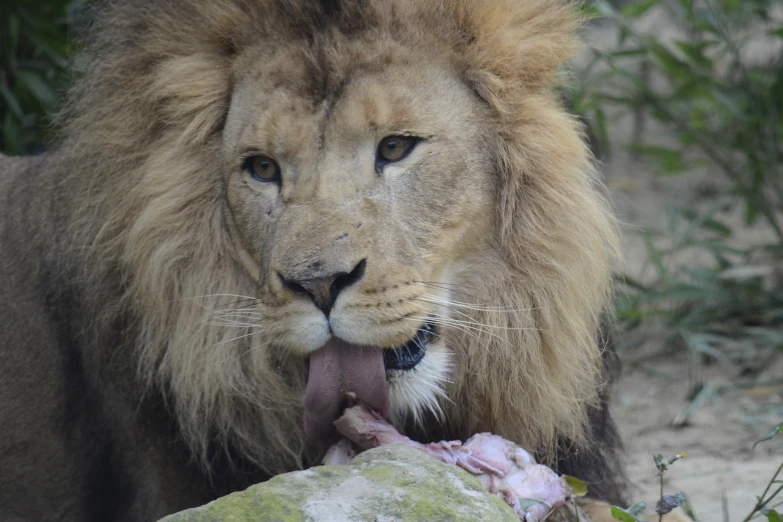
[303,338,389,441]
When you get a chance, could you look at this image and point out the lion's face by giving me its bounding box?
[223,42,494,435]
[64,0,616,475]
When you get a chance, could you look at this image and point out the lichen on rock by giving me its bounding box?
[159,445,520,522]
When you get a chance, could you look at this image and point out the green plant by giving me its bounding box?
[741,422,783,522]
[609,452,689,522]
[577,0,782,228]
[606,422,782,521]
[1,1,76,154]
[570,0,783,367]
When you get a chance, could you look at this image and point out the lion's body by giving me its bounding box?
[1,1,630,520]
[0,155,231,521]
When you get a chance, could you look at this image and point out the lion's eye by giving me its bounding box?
[243,155,280,183]
[376,136,418,166]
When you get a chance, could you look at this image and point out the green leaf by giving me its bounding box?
[24,30,69,69]
[578,3,602,20]
[628,502,647,516]
[611,506,640,522]
[594,0,618,19]
[611,504,646,522]
[649,41,688,75]
[674,41,712,69]
[650,282,711,302]
[621,0,659,18]
[563,475,588,497]
[9,13,21,57]
[745,199,758,226]
[618,26,631,46]
[618,274,650,292]
[685,337,732,365]
[17,70,58,108]
[517,498,544,510]
[772,57,783,107]
[678,209,732,237]
[718,265,775,281]
[680,492,698,521]
[769,509,782,522]
[677,0,693,14]
[642,230,665,278]
[628,145,689,174]
[709,88,744,118]
[2,112,21,154]
[593,108,610,157]
[0,84,24,119]
[754,423,783,450]
[608,48,648,58]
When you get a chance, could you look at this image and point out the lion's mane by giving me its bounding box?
[53,0,620,498]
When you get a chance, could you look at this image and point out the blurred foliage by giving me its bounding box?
[1,1,76,154]
[569,0,783,369]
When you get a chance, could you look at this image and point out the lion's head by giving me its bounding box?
[59,0,617,477]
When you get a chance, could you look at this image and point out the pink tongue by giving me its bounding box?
[304,338,389,441]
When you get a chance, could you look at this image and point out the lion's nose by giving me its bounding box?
[279,259,366,316]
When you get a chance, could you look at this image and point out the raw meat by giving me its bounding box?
[324,404,570,522]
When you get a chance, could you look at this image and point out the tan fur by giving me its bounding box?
[50,0,618,488]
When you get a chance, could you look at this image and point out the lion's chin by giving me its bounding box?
[303,321,445,442]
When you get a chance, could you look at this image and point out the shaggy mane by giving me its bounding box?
[55,0,619,484]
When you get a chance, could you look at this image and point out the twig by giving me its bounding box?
[741,459,783,522]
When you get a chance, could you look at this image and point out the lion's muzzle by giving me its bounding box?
[278,259,366,317]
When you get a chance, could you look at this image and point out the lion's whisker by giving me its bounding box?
[206,318,262,328]
[384,301,496,353]
[410,305,525,350]
[240,338,280,358]
[209,309,262,319]
[407,314,498,353]
[194,301,260,316]
[413,281,489,303]
[409,302,539,333]
[212,329,266,347]
[419,293,537,313]
[210,308,260,316]
[415,296,532,314]
[414,280,481,292]
[177,293,262,303]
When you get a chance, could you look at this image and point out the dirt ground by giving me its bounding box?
[615,359,783,520]
[579,11,783,519]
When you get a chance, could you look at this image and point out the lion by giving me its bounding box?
[0,1,675,521]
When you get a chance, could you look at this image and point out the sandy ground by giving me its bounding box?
[615,359,783,520]
[578,10,783,520]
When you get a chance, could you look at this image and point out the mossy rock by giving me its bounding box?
[159,444,519,522]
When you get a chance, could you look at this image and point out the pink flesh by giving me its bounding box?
[303,338,389,441]
[329,405,569,522]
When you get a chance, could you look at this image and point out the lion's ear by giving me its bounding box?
[455,0,583,112]
[149,53,232,146]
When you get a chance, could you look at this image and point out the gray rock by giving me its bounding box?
[159,444,520,522]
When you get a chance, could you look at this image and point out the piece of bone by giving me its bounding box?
[327,404,569,522]
[322,438,356,466]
